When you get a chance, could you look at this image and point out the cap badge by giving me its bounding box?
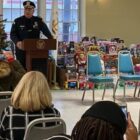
[26,1,30,6]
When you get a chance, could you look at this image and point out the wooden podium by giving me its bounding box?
[22,39,56,80]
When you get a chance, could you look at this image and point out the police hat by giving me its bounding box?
[23,1,36,8]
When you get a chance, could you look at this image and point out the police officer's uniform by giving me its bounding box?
[10,1,53,74]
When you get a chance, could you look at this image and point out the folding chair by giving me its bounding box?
[0,91,12,117]
[24,117,66,140]
[46,135,71,140]
[113,50,140,100]
[82,51,114,102]
[138,88,140,97]
[138,109,140,135]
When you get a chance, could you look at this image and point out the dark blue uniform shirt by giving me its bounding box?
[10,16,53,71]
[10,15,53,44]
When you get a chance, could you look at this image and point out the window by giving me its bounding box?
[46,0,80,42]
[3,0,37,39]
[2,0,80,42]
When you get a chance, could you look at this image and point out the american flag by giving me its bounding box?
[50,0,59,87]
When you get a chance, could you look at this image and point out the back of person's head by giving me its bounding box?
[71,101,127,140]
[11,71,52,112]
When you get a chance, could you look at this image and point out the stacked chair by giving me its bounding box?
[113,50,140,101]
[82,51,114,102]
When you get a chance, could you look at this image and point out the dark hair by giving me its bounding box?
[81,101,127,135]
[71,101,127,140]
[71,117,124,140]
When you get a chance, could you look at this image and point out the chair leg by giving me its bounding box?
[92,85,95,102]
[138,88,140,97]
[102,83,106,100]
[82,81,88,101]
[133,82,138,97]
[138,109,140,135]
[113,79,119,102]
[112,83,115,102]
[123,82,126,100]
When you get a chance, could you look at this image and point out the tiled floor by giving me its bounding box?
[52,88,140,138]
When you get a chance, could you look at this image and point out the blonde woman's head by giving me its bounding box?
[11,71,52,112]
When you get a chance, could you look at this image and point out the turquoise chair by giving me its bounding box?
[82,52,114,102]
[113,50,140,100]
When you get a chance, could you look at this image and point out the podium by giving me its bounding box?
[22,39,56,83]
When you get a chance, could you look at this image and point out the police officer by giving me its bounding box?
[10,0,53,70]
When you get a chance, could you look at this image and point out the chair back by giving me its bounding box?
[0,91,12,117]
[87,52,103,76]
[46,135,71,140]
[24,117,66,140]
[118,50,134,74]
